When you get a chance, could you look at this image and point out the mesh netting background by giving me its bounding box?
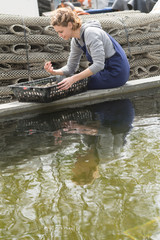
[1,11,160,102]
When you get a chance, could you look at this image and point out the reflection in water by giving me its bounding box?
[91,99,134,162]
[72,146,100,185]
[0,95,160,239]
[69,99,135,185]
[1,99,134,185]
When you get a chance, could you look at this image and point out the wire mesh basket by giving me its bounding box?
[11,75,88,103]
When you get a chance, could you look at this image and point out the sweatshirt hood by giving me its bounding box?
[80,20,102,38]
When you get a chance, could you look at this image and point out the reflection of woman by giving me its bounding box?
[70,99,135,185]
[72,147,100,185]
[15,98,134,185]
[44,8,130,91]
[90,99,135,162]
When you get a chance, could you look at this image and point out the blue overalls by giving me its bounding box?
[76,32,130,90]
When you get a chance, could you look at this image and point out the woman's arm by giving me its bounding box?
[60,39,83,76]
[44,39,83,77]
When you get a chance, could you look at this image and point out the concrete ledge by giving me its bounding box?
[0,76,160,118]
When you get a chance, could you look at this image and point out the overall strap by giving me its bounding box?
[75,31,92,62]
[75,32,85,49]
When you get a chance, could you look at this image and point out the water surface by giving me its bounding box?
[0,93,160,240]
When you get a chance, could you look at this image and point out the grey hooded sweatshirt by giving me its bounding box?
[60,20,116,76]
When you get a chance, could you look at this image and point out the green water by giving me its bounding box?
[0,94,160,240]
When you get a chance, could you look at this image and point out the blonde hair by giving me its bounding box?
[51,8,82,31]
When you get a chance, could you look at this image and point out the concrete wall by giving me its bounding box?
[0,0,39,16]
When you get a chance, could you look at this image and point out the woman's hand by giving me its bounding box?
[58,76,76,90]
[44,61,57,75]
[57,68,93,91]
